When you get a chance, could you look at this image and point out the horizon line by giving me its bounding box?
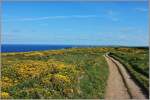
[1,43,149,47]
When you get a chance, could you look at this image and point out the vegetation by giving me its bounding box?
[109,48,149,94]
[1,48,109,99]
[1,47,149,99]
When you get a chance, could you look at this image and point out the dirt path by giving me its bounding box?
[104,54,147,99]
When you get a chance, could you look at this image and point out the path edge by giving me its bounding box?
[106,54,148,99]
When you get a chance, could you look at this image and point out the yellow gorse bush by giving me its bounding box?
[13,60,48,79]
[1,92,10,99]
[28,52,44,56]
[53,74,71,83]
[1,77,13,88]
[1,57,79,99]
[23,50,65,57]
[1,48,109,99]
[48,50,65,55]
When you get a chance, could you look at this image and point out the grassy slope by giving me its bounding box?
[1,47,149,99]
[1,48,109,99]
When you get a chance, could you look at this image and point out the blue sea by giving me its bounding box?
[1,44,147,53]
[1,44,79,52]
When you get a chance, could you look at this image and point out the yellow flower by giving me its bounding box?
[1,77,13,88]
[13,60,48,79]
[1,92,10,99]
[54,74,71,83]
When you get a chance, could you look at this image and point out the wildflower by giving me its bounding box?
[54,74,71,83]
[1,92,10,99]
[1,77,13,88]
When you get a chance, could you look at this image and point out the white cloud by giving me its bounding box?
[3,15,100,22]
[119,27,143,33]
[134,8,148,12]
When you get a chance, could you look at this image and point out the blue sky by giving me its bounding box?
[2,1,148,46]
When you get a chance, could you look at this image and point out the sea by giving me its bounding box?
[1,44,79,52]
[1,44,94,53]
[1,44,147,53]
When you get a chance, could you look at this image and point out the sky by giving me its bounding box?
[2,1,149,46]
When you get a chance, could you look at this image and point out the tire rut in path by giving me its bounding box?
[104,54,147,99]
[104,55,130,99]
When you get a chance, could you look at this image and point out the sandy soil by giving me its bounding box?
[104,54,147,99]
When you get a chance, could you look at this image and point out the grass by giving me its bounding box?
[1,48,109,99]
[1,47,149,99]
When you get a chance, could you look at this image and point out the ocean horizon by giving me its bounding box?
[1,44,78,53]
[1,44,148,53]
